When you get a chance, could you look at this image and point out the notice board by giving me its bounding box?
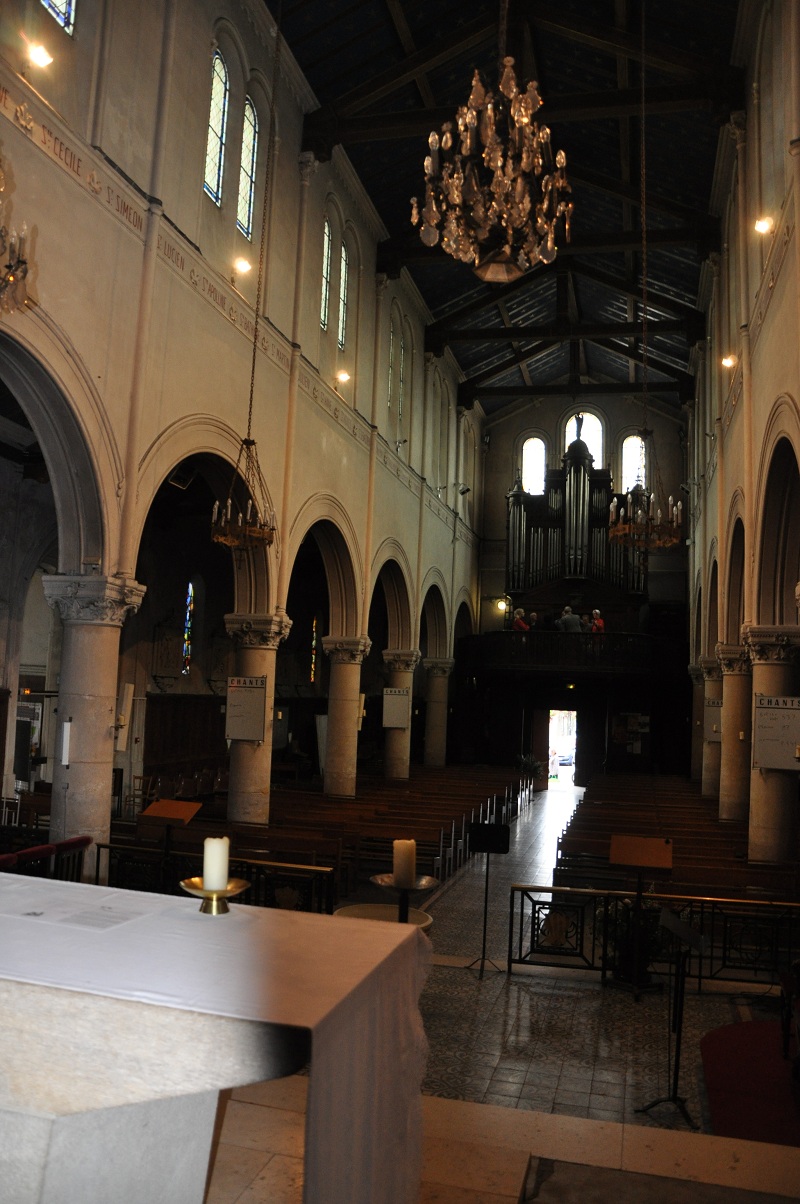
[225,676,266,741]
[703,698,722,742]
[383,687,410,729]
[752,694,800,770]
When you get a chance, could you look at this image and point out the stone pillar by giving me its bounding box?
[688,664,704,782]
[699,656,722,798]
[322,636,371,797]
[744,626,800,863]
[716,643,752,822]
[224,613,292,825]
[42,575,146,863]
[382,649,421,780]
[422,658,454,768]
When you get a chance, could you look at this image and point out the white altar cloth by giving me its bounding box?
[0,876,430,1203]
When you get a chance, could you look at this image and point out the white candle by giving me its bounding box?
[393,839,416,889]
[203,836,229,891]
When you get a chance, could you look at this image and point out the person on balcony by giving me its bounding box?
[556,606,583,632]
[528,612,538,629]
[512,608,530,631]
[591,609,605,636]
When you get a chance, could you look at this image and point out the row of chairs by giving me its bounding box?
[0,835,93,881]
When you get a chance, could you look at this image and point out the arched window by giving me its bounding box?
[204,52,229,205]
[182,582,194,676]
[397,332,406,425]
[236,97,258,239]
[320,217,331,330]
[521,436,546,494]
[565,412,603,465]
[621,434,647,492]
[41,0,75,35]
[387,317,396,413]
[337,241,349,349]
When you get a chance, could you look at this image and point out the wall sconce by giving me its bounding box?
[754,216,774,235]
[395,438,407,452]
[28,44,53,68]
[335,370,350,387]
[721,354,737,369]
[233,257,251,275]
[496,598,508,612]
[457,483,470,496]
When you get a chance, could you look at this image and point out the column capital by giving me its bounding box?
[225,612,292,649]
[687,663,704,685]
[743,624,800,664]
[715,643,752,676]
[422,657,455,678]
[699,655,721,683]
[42,574,146,626]
[322,635,371,665]
[298,151,317,184]
[383,648,421,674]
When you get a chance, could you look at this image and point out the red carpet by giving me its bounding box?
[700,1019,800,1146]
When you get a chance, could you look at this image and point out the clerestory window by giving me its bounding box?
[236,97,258,239]
[320,218,331,330]
[204,52,229,205]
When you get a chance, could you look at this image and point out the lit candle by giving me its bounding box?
[203,836,229,891]
[211,500,219,523]
[393,839,416,889]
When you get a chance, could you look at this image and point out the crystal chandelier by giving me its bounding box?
[607,8,681,555]
[410,2,573,283]
[211,437,276,549]
[210,28,281,553]
[608,475,682,551]
[0,159,28,313]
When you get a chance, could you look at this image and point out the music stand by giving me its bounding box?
[608,834,673,1000]
[466,822,510,979]
[637,907,705,1130]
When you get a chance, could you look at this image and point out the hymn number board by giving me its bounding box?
[752,695,800,770]
[226,676,267,741]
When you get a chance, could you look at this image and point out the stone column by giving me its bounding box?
[687,664,704,782]
[382,649,421,780]
[744,626,800,863]
[224,613,292,825]
[42,575,146,863]
[322,636,371,797]
[422,658,454,768]
[716,643,752,822]
[699,656,722,798]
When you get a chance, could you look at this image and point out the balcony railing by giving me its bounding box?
[460,630,683,676]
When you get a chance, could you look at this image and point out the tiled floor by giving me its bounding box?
[207,776,800,1201]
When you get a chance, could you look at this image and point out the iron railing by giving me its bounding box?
[508,882,800,990]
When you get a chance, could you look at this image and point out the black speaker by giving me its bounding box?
[468,822,510,854]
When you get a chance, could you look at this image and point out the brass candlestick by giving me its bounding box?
[180,876,250,914]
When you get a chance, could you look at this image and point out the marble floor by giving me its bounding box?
[207,776,800,1202]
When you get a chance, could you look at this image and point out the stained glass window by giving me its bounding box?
[337,242,349,349]
[204,52,228,205]
[320,218,331,329]
[41,0,75,35]
[182,582,194,676]
[310,616,317,683]
[387,320,395,410]
[236,98,258,238]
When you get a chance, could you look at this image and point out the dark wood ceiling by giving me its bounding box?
[278,0,743,422]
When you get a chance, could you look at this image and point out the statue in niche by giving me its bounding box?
[574,413,583,440]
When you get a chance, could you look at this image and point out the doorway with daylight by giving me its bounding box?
[548,709,576,787]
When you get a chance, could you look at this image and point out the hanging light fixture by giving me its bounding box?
[210,24,282,553]
[410,0,573,283]
[608,4,681,555]
[0,159,28,313]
